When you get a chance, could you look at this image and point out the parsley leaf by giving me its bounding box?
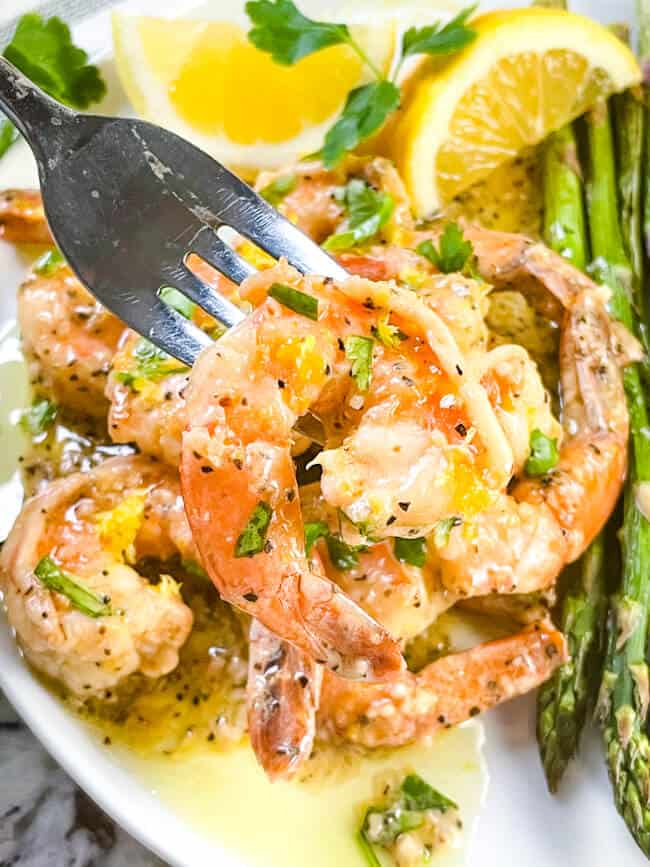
[304,521,330,555]
[417,223,474,274]
[235,501,273,557]
[259,173,298,206]
[0,120,19,159]
[34,555,112,618]
[116,338,188,388]
[326,534,365,570]
[159,286,196,320]
[268,282,319,320]
[371,313,406,349]
[321,81,400,169]
[34,248,65,276]
[246,0,349,65]
[401,5,477,59]
[525,429,559,476]
[323,178,395,250]
[433,516,462,548]
[20,397,57,435]
[393,536,427,568]
[345,335,374,392]
[4,14,106,109]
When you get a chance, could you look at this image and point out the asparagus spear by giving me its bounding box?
[587,96,650,857]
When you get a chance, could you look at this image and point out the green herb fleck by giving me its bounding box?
[393,536,427,568]
[417,223,474,274]
[260,173,298,206]
[326,533,365,570]
[235,501,273,558]
[525,429,559,476]
[433,516,462,549]
[117,338,188,388]
[246,0,350,65]
[181,559,208,579]
[345,335,373,391]
[160,286,196,320]
[19,397,57,435]
[0,120,19,159]
[34,555,112,618]
[34,248,65,276]
[268,282,319,320]
[323,178,395,250]
[371,313,406,349]
[304,521,329,555]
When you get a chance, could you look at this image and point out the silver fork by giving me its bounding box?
[0,57,347,369]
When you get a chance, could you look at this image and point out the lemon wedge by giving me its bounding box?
[391,8,641,216]
[112,8,397,173]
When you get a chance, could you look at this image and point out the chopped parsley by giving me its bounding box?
[34,555,112,618]
[345,335,374,392]
[359,773,459,866]
[326,533,365,570]
[304,520,330,555]
[433,516,462,549]
[115,338,188,388]
[323,179,394,250]
[234,501,273,558]
[246,0,476,167]
[259,173,298,206]
[525,429,559,477]
[372,313,406,349]
[393,536,427,568]
[34,248,65,276]
[417,222,474,274]
[19,397,57,435]
[268,282,319,320]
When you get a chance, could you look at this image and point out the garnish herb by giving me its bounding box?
[268,282,319,320]
[323,179,394,250]
[181,559,209,579]
[259,173,298,206]
[393,536,427,568]
[20,397,57,435]
[345,335,374,391]
[245,0,476,167]
[115,338,188,388]
[359,773,458,865]
[160,286,196,320]
[417,222,474,274]
[34,555,112,618]
[326,533,364,570]
[372,313,406,349]
[304,520,329,555]
[1,14,106,159]
[433,516,462,549]
[234,501,273,558]
[525,429,559,477]
[34,248,65,276]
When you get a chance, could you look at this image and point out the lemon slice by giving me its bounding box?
[112,8,397,173]
[391,8,641,216]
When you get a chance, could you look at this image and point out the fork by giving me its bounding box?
[0,57,348,370]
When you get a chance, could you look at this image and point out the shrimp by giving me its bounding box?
[247,620,322,780]
[318,621,567,748]
[180,272,405,681]
[0,189,52,245]
[18,259,124,418]
[0,455,194,698]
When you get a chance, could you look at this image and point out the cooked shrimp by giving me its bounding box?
[247,620,322,780]
[318,621,567,747]
[0,456,194,697]
[0,189,52,245]
[181,274,404,680]
[19,260,124,417]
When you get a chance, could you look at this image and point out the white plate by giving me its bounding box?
[0,1,646,865]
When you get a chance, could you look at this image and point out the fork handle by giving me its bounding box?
[0,56,74,160]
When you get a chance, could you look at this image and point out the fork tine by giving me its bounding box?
[162,261,246,329]
[141,293,211,367]
[190,225,256,286]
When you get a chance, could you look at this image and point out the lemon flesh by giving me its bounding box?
[393,8,641,216]
[112,12,395,171]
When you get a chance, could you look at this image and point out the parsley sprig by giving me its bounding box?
[245,1,477,168]
[1,14,106,159]
[417,222,474,274]
[323,179,394,251]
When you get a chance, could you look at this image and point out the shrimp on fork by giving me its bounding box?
[0,189,52,245]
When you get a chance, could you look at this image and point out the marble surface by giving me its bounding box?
[0,691,164,867]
